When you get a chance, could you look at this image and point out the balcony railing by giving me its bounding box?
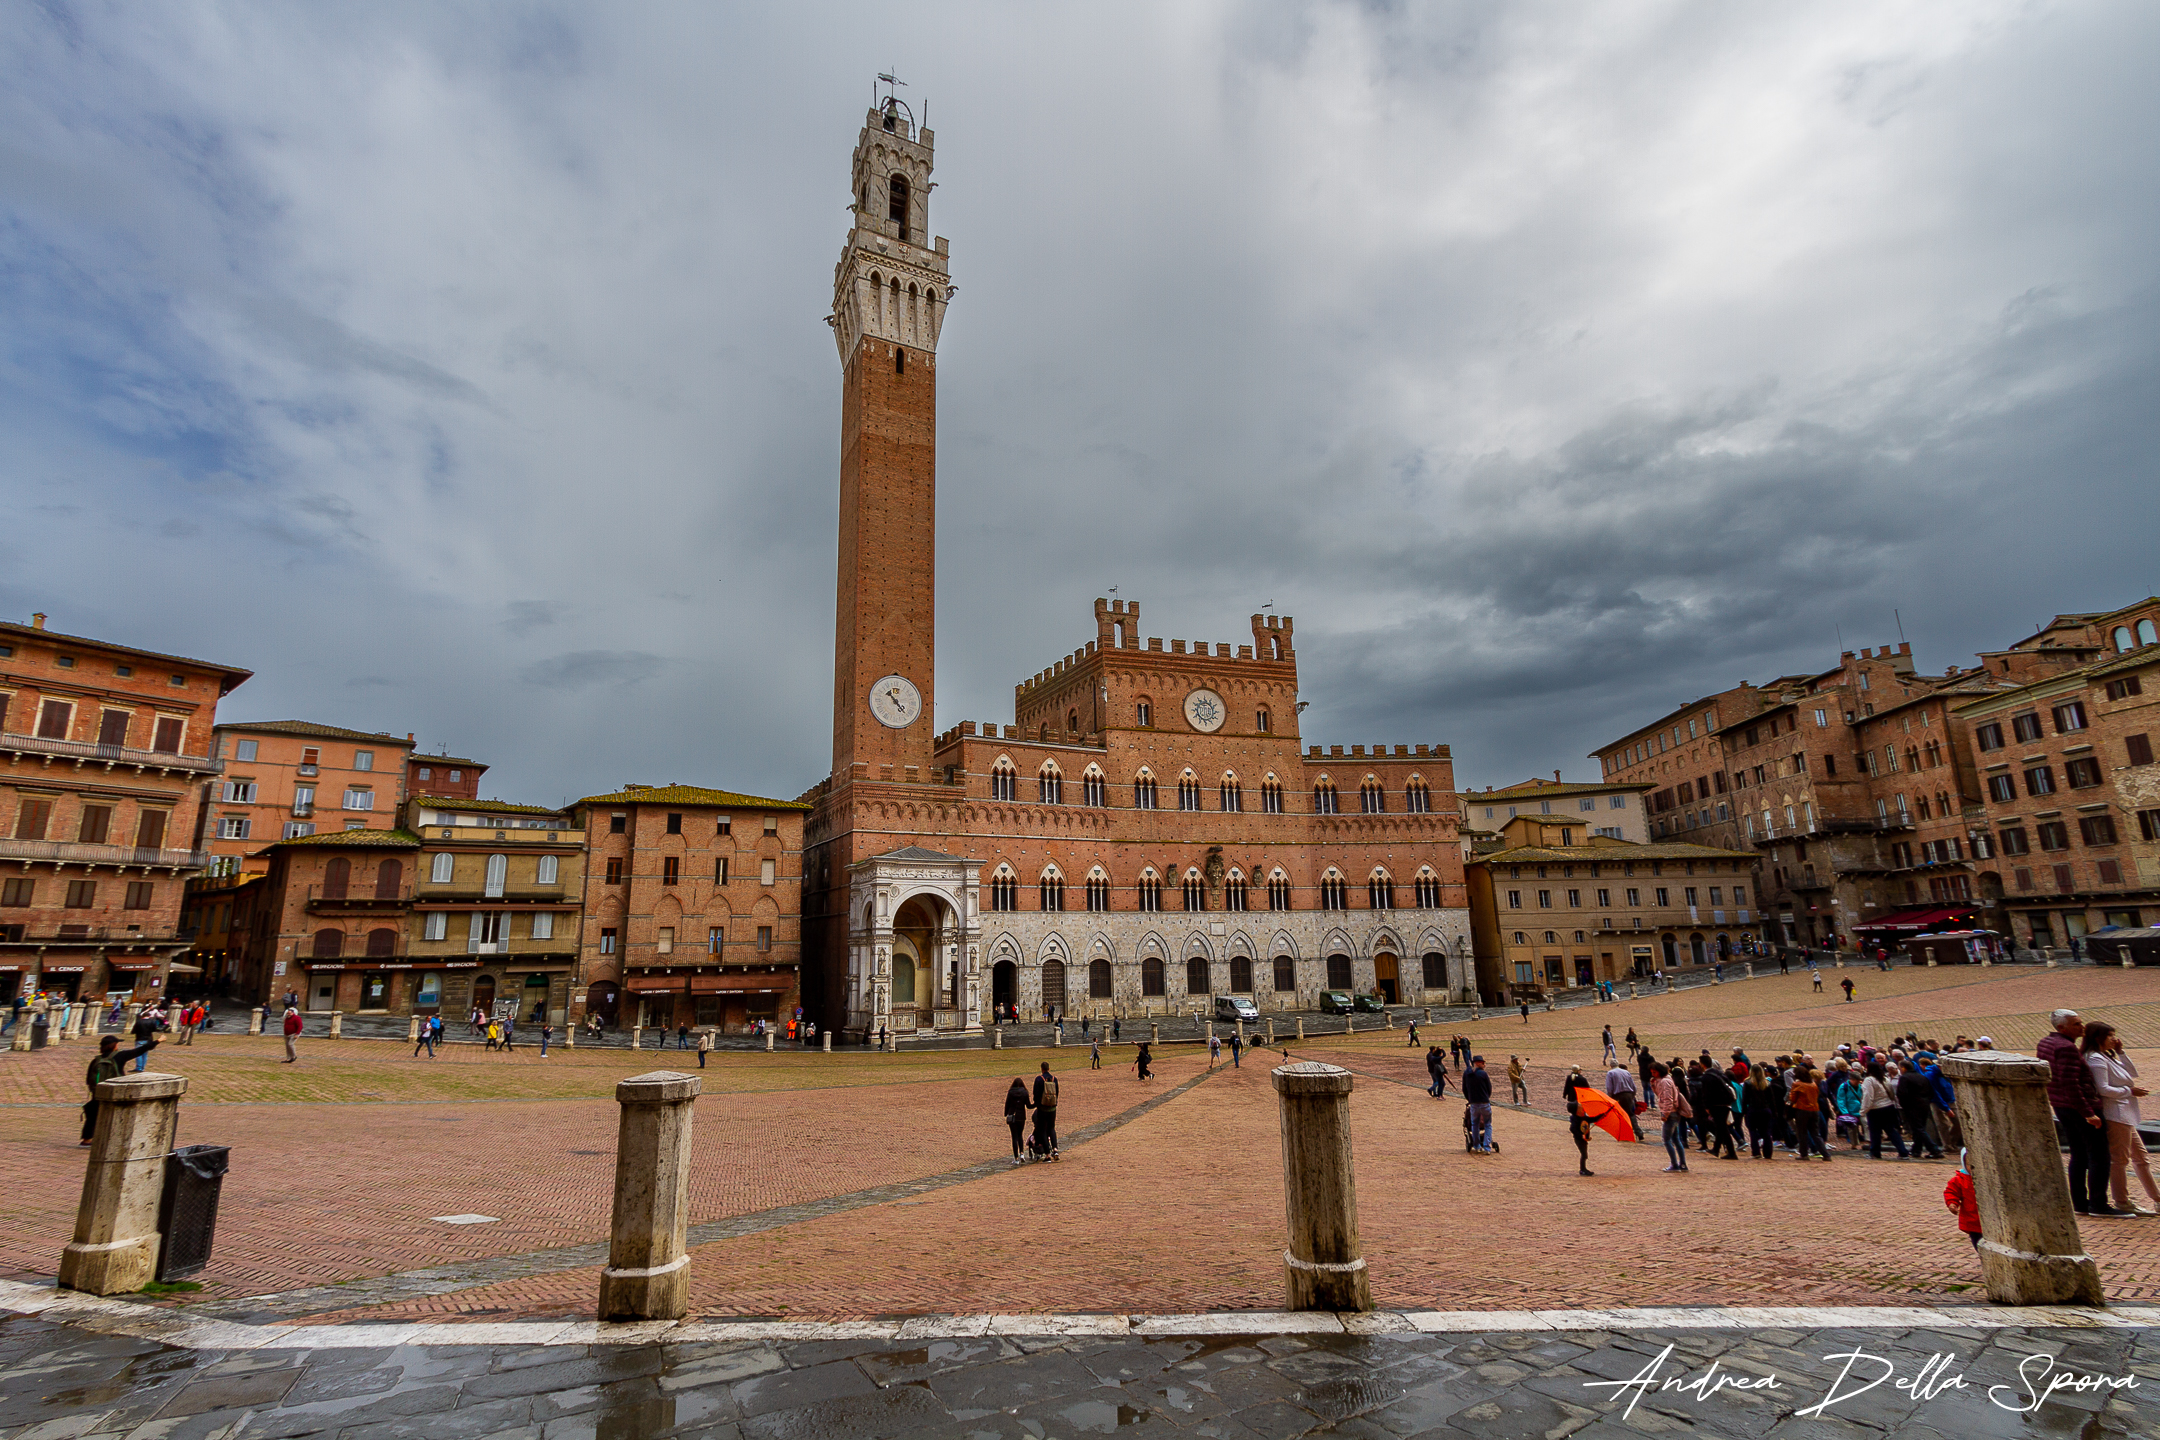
[0,729,223,775]
[291,803,314,818]
[412,883,567,903]
[1820,814,1913,835]
[0,838,212,869]
[305,885,411,912]
[0,924,193,946]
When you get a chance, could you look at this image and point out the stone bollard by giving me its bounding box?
[1937,1052,2104,1305]
[1271,1061,1372,1312]
[1344,1015,1354,1035]
[565,1022,576,1049]
[1150,1023,1160,1045]
[1053,1028,1062,1047]
[1206,1020,1215,1042]
[1744,962,1754,980]
[59,1072,188,1295]
[408,1015,421,1043]
[10,1019,29,1052]
[597,1070,701,1320]
[1384,1011,1394,1029]
[249,1007,264,1036]
[1297,1018,1306,1040]
[1265,1019,1275,1045]
[1423,1008,1432,1023]
[821,1031,831,1052]
[993,1027,1002,1049]
[765,1030,774,1052]
[328,1011,343,1040]
[1628,983,1638,999]
[631,1026,643,1050]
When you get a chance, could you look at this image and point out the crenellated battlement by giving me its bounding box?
[1304,744,1451,762]
[1015,598,1295,700]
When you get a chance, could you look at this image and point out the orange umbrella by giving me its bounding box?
[1571,1086,1636,1143]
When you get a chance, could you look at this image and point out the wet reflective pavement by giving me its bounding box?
[2,1312,2155,1440]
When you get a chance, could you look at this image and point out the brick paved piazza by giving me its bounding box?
[2,967,2155,1326]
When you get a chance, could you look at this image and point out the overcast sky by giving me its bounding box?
[5,2,2156,805]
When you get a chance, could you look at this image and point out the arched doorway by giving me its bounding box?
[472,973,497,1016]
[1141,957,1165,996]
[991,959,1018,1017]
[1041,958,1066,1018]
[586,980,619,1026]
[1229,955,1253,993]
[1373,953,1400,1003]
[1689,933,1707,966]
[1660,934,1678,968]
[1325,954,1352,990]
[1089,958,1112,999]
[891,895,956,1029]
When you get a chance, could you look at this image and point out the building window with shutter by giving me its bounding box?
[611,813,627,834]
[537,854,558,885]
[124,881,153,909]
[666,813,682,834]
[757,926,772,952]
[662,856,680,885]
[708,926,724,954]
[424,912,447,941]
[430,852,454,883]
[715,857,728,884]
[37,700,73,739]
[218,816,250,839]
[605,857,624,885]
[532,912,554,940]
[66,879,97,908]
[600,927,617,954]
[352,750,374,771]
[342,788,374,810]
[760,859,775,886]
[763,815,777,836]
[657,927,674,954]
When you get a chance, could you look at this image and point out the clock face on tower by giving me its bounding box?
[869,674,923,729]
[1183,687,1227,733]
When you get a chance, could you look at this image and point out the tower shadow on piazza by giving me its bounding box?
[798,97,1472,1045]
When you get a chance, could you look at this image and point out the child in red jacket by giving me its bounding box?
[1944,1150,1981,1251]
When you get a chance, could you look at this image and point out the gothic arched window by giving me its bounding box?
[1367,869,1396,911]
[989,867,1018,912]
[1223,870,1248,912]
[1219,773,1242,812]
[1185,957,1210,995]
[1319,871,1348,910]
[1133,770,1158,809]
[1177,772,1202,811]
[1414,868,1442,908]
[1360,777,1385,813]
[1314,779,1339,815]
[1039,868,1065,913]
[1136,868,1162,912]
[1085,870,1110,912]
[990,760,1017,802]
[1405,778,1431,814]
[1141,956,1165,996]
[1038,763,1062,805]
[1268,870,1292,911]
[1262,776,1284,814]
[1082,766,1106,807]
[888,173,910,241]
[1182,870,1206,912]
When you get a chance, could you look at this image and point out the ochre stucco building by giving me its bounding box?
[798,100,1472,1041]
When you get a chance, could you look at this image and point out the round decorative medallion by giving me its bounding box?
[869,674,922,729]
[1183,687,1227,733]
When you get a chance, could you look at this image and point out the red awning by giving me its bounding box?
[1851,906,1977,933]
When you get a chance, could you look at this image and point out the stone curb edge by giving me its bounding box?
[2,1281,2153,1350]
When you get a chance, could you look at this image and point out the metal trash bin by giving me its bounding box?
[156,1144,230,1281]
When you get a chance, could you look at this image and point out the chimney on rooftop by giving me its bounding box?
[406,733,415,743]
[1553,770,1561,782]
[31,613,46,629]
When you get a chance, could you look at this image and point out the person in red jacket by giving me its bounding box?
[282,1004,303,1064]
[1944,1150,1982,1251]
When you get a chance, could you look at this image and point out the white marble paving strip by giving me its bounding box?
[1,1276,2152,1352]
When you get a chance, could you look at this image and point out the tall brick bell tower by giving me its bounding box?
[827,94,950,779]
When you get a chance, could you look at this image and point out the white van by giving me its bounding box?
[1213,995,1260,1023]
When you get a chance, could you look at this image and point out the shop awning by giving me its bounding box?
[623,974,688,994]
[1850,905,1978,933]
[690,973,791,993]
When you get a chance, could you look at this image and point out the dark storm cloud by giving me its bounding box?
[2,1,2155,802]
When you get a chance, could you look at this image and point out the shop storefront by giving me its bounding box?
[624,967,796,1033]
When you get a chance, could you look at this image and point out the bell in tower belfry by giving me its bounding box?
[826,88,953,781]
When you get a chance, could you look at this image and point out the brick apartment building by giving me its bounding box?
[204,721,415,872]
[1595,642,2008,951]
[1,613,250,1005]
[1461,777,1652,845]
[407,751,488,801]
[206,793,586,1020]
[570,785,807,1033]
[1955,597,2160,953]
[799,99,1471,1041]
[1466,811,1760,1001]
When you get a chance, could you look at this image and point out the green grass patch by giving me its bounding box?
[138,1279,204,1294]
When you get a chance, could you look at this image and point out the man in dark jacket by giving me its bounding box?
[129,1004,159,1072]
[1894,1063,1945,1158]
[1692,1062,1737,1158]
[82,1034,158,1144]
[1031,1062,1060,1160]
[1462,1057,1495,1152]
[2037,1009,2124,1215]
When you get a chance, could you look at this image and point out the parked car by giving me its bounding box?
[1318,990,1353,1014]
[1351,993,1386,1014]
[1213,995,1260,1023]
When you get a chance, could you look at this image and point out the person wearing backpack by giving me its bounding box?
[81,1033,161,1144]
[1031,1062,1060,1160]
